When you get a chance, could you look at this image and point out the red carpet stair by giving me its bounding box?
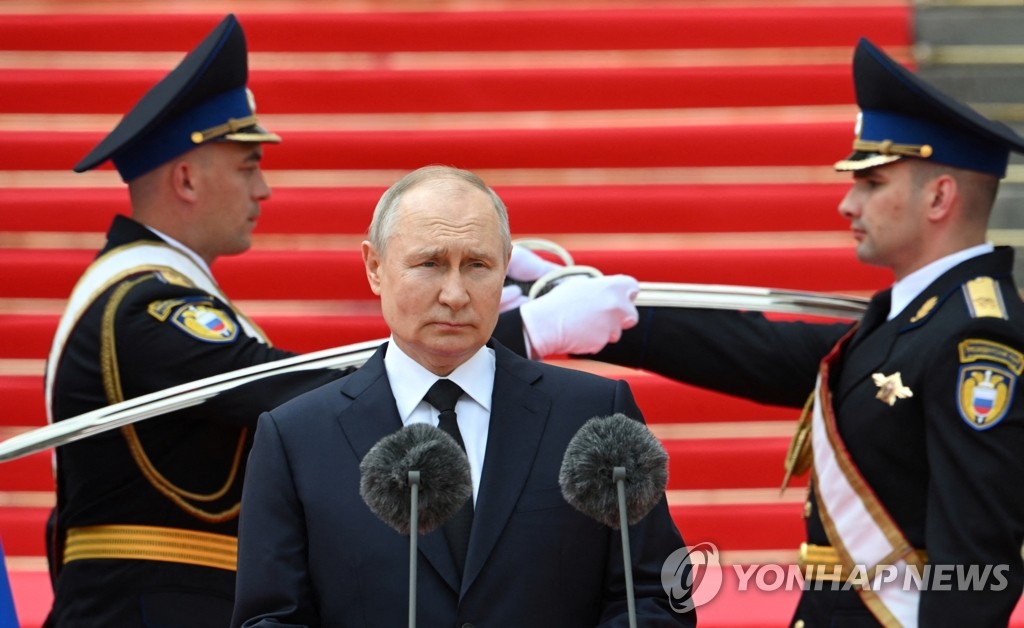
[2,1,1019,625]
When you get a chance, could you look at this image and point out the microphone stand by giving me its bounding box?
[613,466,637,628]
[408,470,420,628]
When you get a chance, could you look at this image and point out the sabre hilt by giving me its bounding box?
[527,265,604,299]
[504,238,583,297]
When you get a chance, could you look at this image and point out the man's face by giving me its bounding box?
[362,178,509,376]
[838,159,929,279]
[191,142,270,262]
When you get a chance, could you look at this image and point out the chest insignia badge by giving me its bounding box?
[872,372,913,406]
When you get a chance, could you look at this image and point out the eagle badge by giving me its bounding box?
[169,299,238,343]
[872,372,913,406]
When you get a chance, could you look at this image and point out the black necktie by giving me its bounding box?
[423,379,473,574]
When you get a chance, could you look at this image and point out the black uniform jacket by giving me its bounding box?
[592,247,1024,626]
[45,215,531,628]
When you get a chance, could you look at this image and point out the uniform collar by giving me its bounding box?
[889,243,994,320]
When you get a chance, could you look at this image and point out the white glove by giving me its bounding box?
[507,244,564,282]
[500,284,529,313]
[520,274,640,357]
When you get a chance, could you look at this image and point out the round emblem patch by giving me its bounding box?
[170,301,238,343]
[956,364,1015,430]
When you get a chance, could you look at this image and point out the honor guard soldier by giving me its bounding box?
[44,13,641,627]
[591,38,1024,626]
[42,14,350,627]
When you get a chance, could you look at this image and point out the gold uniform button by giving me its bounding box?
[794,621,805,628]
[803,500,812,518]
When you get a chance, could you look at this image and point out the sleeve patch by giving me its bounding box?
[147,298,187,322]
[962,277,1007,319]
[956,339,1023,430]
[149,297,239,343]
[957,365,1015,430]
[958,339,1024,375]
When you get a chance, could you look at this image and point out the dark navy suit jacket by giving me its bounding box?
[232,340,694,627]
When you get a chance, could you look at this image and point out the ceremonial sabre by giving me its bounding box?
[0,338,385,463]
[0,276,867,463]
[530,266,870,320]
[635,282,868,319]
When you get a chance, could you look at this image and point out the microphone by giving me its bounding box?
[359,422,472,535]
[559,413,669,528]
[359,423,472,628]
[559,413,669,628]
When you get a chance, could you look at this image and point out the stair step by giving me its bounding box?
[0,494,803,557]
[2,376,44,430]
[2,123,854,170]
[0,247,891,300]
[667,438,799,491]
[0,7,910,53]
[0,302,854,360]
[0,507,49,557]
[0,431,803,492]
[0,455,53,492]
[0,312,392,360]
[673,502,804,551]
[0,66,859,115]
[0,184,852,235]
[0,365,805,428]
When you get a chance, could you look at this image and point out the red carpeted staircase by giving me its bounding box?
[2,1,1020,625]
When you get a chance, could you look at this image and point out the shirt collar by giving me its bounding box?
[383,339,495,423]
[889,243,993,320]
[144,224,215,277]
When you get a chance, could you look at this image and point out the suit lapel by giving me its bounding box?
[460,343,550,596]
[335,345,402,459]
[334,343,462,592]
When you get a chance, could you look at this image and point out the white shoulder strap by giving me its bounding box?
[44,241,265,422]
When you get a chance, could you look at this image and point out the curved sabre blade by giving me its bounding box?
[0,338,386,463]
[636,282,868,319]
[0,281,868,463]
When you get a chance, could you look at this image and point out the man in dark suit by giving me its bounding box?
[231,165,693,627]
[588,39,1024,626]
[44,15,641,628]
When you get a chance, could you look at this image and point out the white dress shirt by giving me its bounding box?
[383,340,495,504]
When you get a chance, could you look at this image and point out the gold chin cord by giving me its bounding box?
[1,249,867,463]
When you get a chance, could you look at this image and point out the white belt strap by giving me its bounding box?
[811,366,922,627]
[45,241,266,422]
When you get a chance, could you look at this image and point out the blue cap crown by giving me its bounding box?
[74,14,280,182]
[835,38,1024,178]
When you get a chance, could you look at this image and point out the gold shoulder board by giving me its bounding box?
[963,277,1007,319]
